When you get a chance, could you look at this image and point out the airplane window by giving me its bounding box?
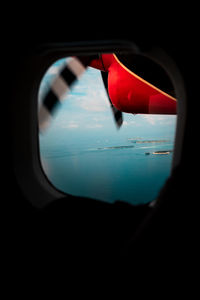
[38,54,177,205]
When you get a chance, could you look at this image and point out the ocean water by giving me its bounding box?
[40,133,175,205]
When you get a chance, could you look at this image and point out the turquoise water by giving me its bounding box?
[40,134,174,205]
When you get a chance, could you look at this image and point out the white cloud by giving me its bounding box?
[142,115,157,125]
[58,121,79,129]
[142,115,176,125]
[79,88,110,112]
[85,123,103,129]
[122,119,137,126]
[123,121,129,126]
[68,123,79,128]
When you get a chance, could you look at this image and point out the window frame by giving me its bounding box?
[12,40,187,208]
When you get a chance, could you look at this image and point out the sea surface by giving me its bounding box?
[40,135,175,205]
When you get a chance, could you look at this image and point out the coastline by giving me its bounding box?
[128,139,170,144]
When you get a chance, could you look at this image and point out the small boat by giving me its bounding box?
[152,151,171,155]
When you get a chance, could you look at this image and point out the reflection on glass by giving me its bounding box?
[38,55,177,205]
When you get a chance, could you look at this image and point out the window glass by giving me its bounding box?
[38,55,177,205]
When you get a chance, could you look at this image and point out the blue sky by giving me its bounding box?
[38,57,177,145]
